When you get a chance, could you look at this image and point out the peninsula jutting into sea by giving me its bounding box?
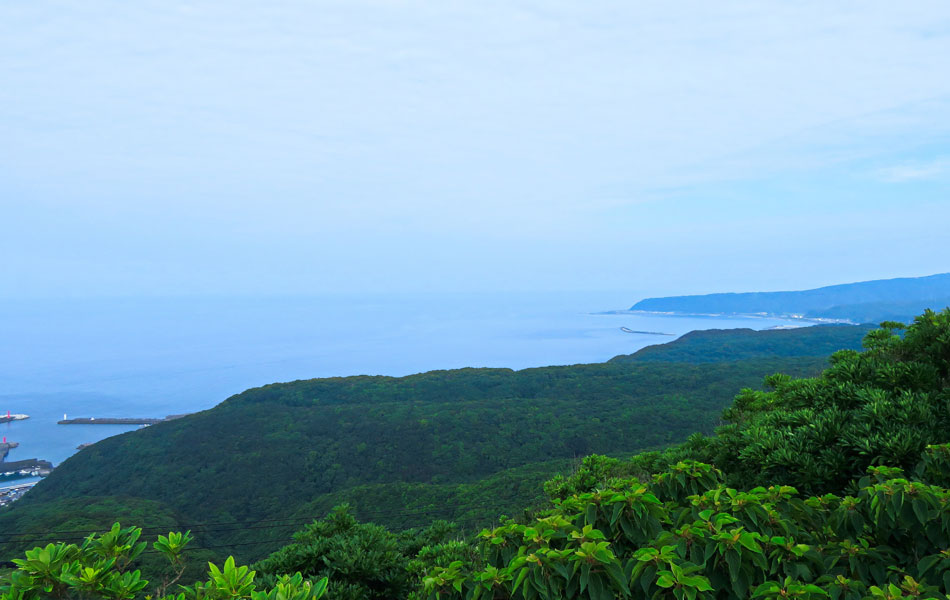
[628,272,950,324]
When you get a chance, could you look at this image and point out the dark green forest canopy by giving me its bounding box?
[560,309,950,497]
[0,325,867,564]
[609,324,872,364]
[419,309,950,600]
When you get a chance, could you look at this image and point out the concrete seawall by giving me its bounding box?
[58,414,190,425]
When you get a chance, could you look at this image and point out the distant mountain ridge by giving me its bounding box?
[631,272,950,323]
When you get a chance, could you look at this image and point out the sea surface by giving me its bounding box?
[0,292,805,477]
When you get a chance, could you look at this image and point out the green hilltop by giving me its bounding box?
[610,324,874,364]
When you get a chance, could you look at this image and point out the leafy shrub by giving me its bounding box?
[422,449,950,600]
[0,524,327,600]
[253,506,457,600]
[559,310,950,497]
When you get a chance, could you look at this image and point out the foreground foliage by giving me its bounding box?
[416,309,950,599]
[564,309,950,496]
[423,452,950,600]
[0,523,327,600]
[253,506,460,600]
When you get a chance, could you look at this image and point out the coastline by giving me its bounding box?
[3,295,815,478]
[598,309,855,326]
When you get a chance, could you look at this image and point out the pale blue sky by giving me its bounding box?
[2,1,949,297]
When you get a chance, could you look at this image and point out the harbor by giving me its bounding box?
[0,408,191,488]
[0,481,38,507]
[1,459,53,480]
[1,411,54,490]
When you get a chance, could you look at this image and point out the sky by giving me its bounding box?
[2,1,949,298]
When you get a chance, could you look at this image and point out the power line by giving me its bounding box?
[0,522,309,547]
[0,510,490,547]
[0,517,319,543]
[0,509,541,564]
[140,517,502,557]
[0,489,548,543]
[140,537,298,556]
[0,488,550,557]
[0,501,546,549]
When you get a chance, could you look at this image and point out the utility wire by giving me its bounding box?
[1,509,539,563]
[0,488,547,542]
[0,517,319,542]
[0,494,548,548]
[140,537,299,556]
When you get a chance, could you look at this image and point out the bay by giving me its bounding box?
[1,291,804,471]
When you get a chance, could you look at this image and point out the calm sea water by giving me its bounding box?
[1,292,804,474]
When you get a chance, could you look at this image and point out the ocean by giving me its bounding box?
[1,291,804,475]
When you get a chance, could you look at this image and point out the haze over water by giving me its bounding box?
[1,292,805,470]
[3,5,946,477]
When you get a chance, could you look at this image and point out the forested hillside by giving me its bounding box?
[610,324,871,363]
[421,308,950,600]
[3,310,950,600]
[0,325,866,565]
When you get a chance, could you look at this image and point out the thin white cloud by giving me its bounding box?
[3,0,950,294]
[877,157,950,182]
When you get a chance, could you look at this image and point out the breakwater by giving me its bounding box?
[58,417,162,425]
[0,441,19,461]
[1,459,54,482]
[0,414,29,424]
[619,327,674,335]
[58,414,189,425]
